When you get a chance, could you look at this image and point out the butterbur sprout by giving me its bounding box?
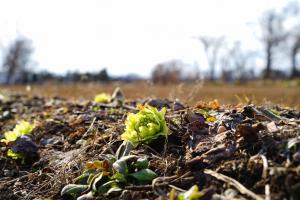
[121,104,169,147]
[0,121,36,160]
[1,120,35,144]
[94,93,111,103]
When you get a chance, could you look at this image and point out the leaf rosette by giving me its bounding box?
[121,104,169,147]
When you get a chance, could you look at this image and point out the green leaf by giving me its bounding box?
[96,180,116,194]
[113,155,137,174]
[111,173,127,182]
[1,131,17,144]
[87,173,97,185]
[177,185,203,200]
[60,184,89,198]
[7,149,24,159]
[113,159,127,174]
[74,173,91,184]
[135,157,149,170]
[77,191,95,200]
[129,169,157,183]
[92,173,106,192]
[115,141,134,160]
[99,154,116,166]
[106,186,122,195]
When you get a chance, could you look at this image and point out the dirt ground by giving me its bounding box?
[0,86,299,200]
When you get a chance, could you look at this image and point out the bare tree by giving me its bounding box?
[197,36,224,80]
[260,10,287,79]
[151,60,182,84]
[2,37,34,84]
[219,41,256,82]
[284,1,300,78]
[290,35,300,78]
[229,42,256,81]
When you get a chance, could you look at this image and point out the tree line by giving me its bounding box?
[152,2,300,83]
[1,2,300,84]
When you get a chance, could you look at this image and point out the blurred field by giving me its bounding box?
[1,80,299,109]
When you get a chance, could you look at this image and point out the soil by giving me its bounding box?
[0,92,299,200]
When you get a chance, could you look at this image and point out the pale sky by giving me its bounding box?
[0,0,296,77]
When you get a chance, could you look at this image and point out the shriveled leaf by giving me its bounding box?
[196,99,220,110]
[85,160,110,171]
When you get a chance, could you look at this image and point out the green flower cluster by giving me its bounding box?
[1,120,35,159]
[94,93,111,103]
[1,121,35,144]
[121,104,169,147]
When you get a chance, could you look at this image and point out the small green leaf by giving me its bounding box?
[129,169,157,183]
[7,149,24,159]
[77,191,95,200]
[106,186,122,195]
[113,160,127,174]
[60,184,89,197]
[87,173,97,185]
[178,185,203,200]
[111,172,127,182]
[74,173,92,184]
[92,173,106,192]
[113,155,137,174]
[115,141,134,160]
[97,180,116,194]
[135,157,149,170]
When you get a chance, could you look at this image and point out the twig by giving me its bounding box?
[265,184,271,200]
[249,154,268,179]
[82,117,96,138]
[169,184,186,192]
[204,169,264,200]
[260,154,268,179]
